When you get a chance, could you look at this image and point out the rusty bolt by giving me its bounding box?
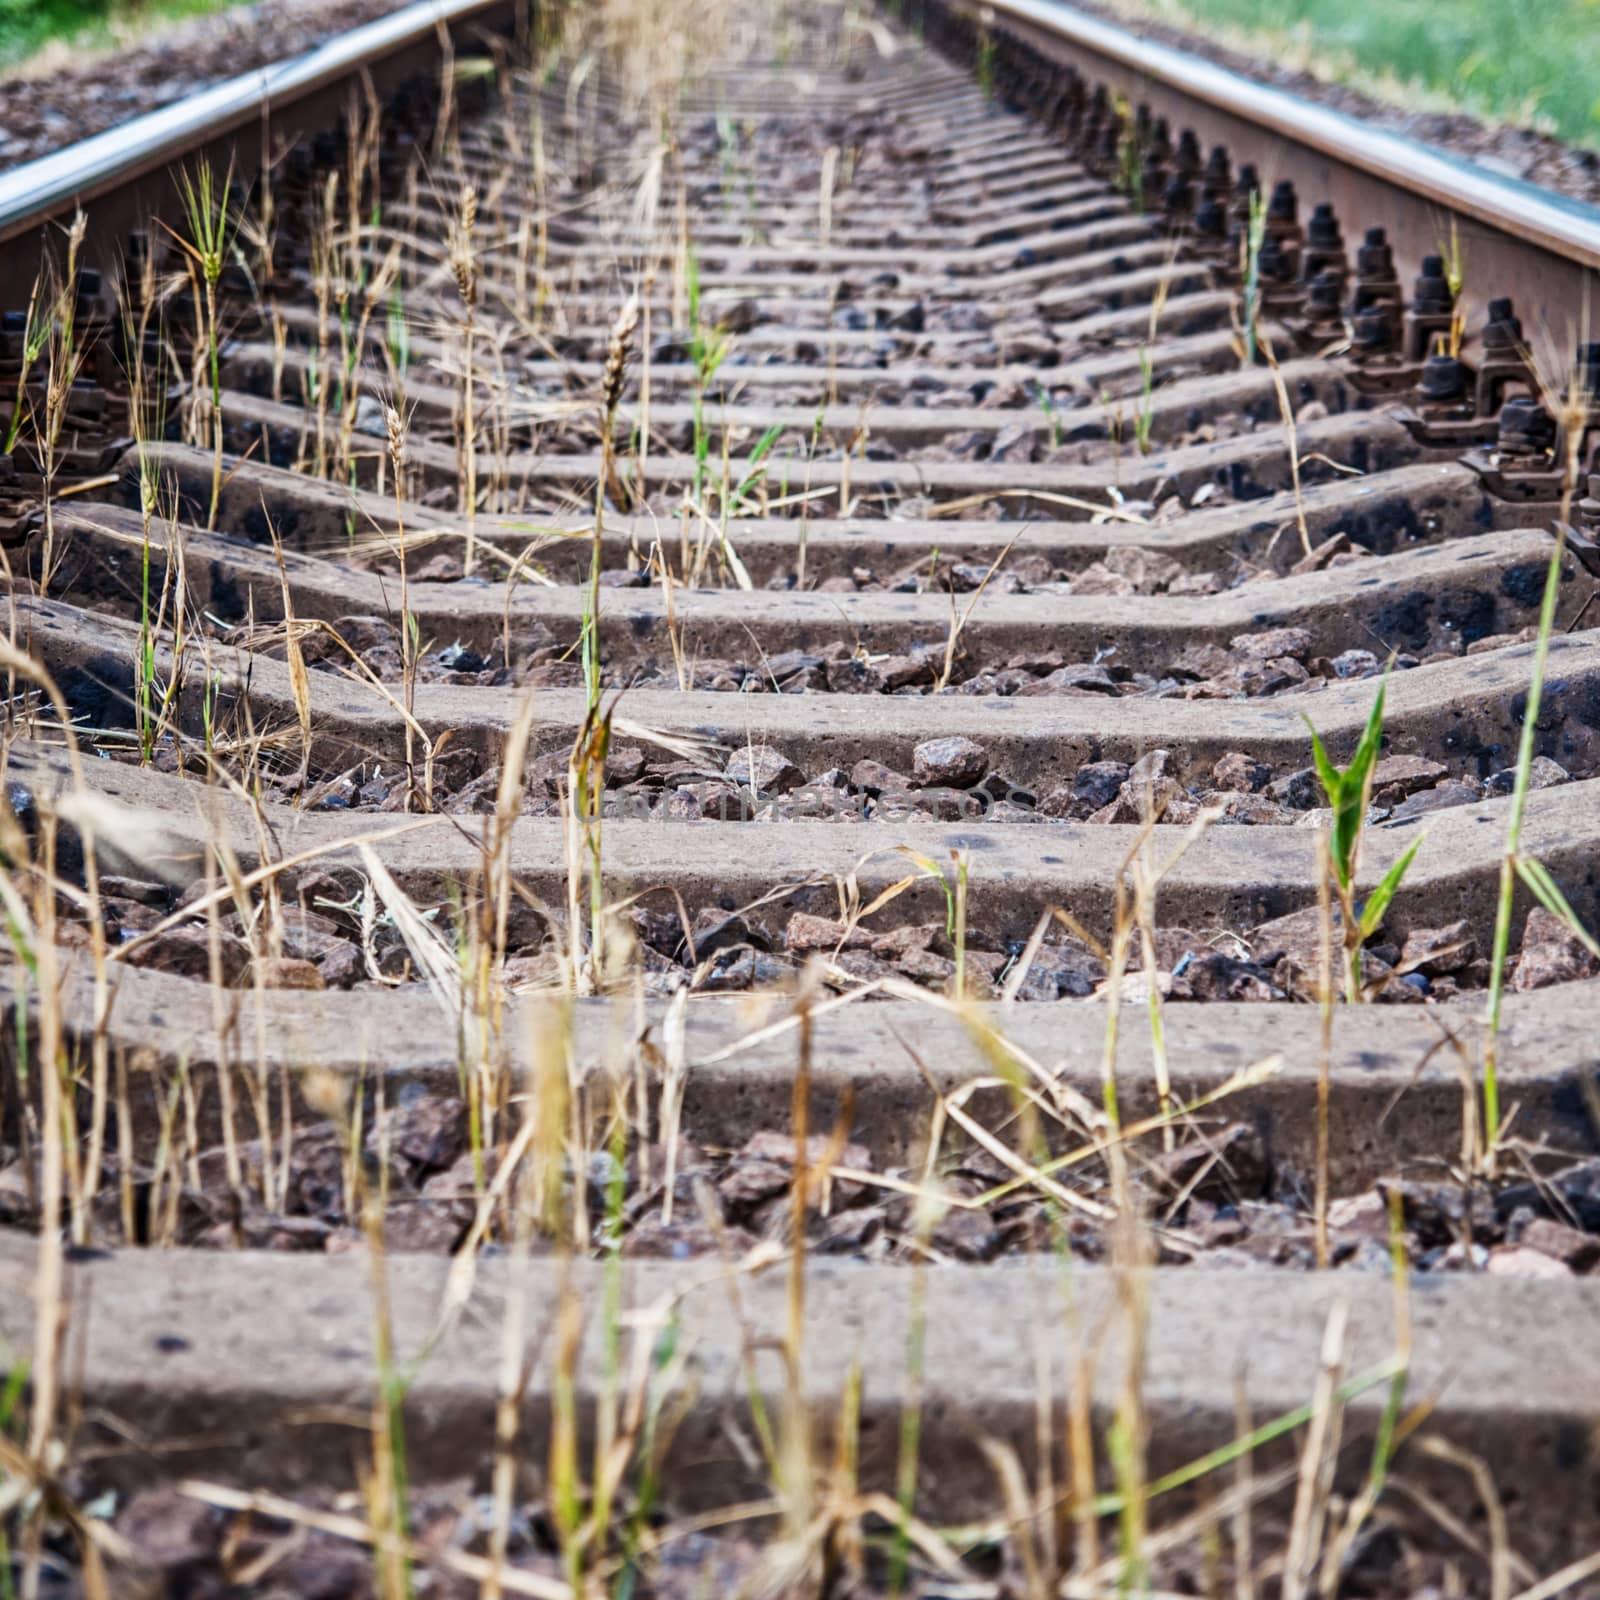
[1496,395,1556,456]
[1411,255,1454,315]
[1419,353,1469,404]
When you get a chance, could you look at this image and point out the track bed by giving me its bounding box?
[4,0,1600,1594]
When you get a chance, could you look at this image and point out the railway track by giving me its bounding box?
[4,0,1600,1592]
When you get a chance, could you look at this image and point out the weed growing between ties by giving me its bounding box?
[164,159,238,531]
[1479,338,1600,1168]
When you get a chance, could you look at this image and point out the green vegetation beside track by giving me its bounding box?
[1104,0,1600,148]
[0,0,242,71]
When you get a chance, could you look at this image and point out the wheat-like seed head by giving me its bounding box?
[385,405,406,469]
[449,183,479,309]
[601,293,640,415]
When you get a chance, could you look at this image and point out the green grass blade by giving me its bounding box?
[1302,718,1343,808]
[732,423,784,501]
[1348,675,1389,788]
[1359,834,1425,939]
[1513,856,1600,959]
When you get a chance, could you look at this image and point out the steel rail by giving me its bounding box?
[953,0,1600,328]
[0,0,513,294]
[981,0,1600,271]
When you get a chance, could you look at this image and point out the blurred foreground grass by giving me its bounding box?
[1103,0,1600,148]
